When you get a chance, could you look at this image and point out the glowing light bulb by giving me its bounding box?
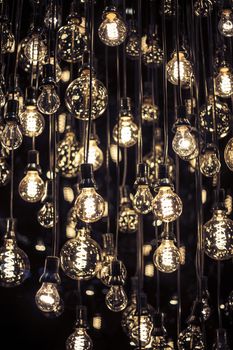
[125,29,140,59]
[167,52,193,88]
[60,227,101,280]
[200,145,221,177]
[178,325,204,350]
[35,282,60,312]
[215,67,233,98]
[130,314,154,348]
[65,67,108,120]
[19,170,44,203]
[37,202,56,228]
[0,157,11,186]
[204,209,233,260]
[110,143,122,163]
[152,186,183,222]
[66,328,93,350]
[1,122,23,150]
[57,128,80,178]
[141,97,159,123]
[105,285,128,312]
[0,219,30,287]
[20,106,45,137]
[141,34,164,66]
[37,85,60,115]
[154,238,181,273]
[172,125,196,158]
[224,137,233,171]
[0,22,15,53]
[133,185,153,214]
[218,9,233,37]
[98,7,127,47]
[24,33,47,65]
[78,138,104,171]
[75,187,105,223]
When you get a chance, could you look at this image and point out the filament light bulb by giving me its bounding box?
[224,137,233,171]
[141,34,164,66]
[98,7,127,47]
[133,185,153,214]
[218,9,233,37]
[178,325,204,350]
[130,313,154,348]
[1,122,23,150]
[172,125,196,158]
[0,157,11,186]
[35,282,60,312]
[153,237,181,273]
[167,52,193,88]
[152,186,183,222]
[20,106,45,137]
[19,170,44,203]
[105,285,128,312]
[66,328,93,350]
[200,145,221,177]
[37,202,56,228]
[24,33,47,65]
[75,187,105,223]
[215,67,233,98]
[37,85,60,115]
[78,138,104,171]
[60,227,101,280]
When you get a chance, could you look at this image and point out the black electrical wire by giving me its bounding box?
[115,45,120,257]
[137,0,143,163]
[105,45,111,233]
[162,0,168,164]
[175,0,182,106]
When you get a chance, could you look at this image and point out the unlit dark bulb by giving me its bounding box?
[178,325,205,350]
[105,285,128,312]
[37,85,60,115]
[37,202,56,228]
[1,122,23,150]
[119,205,138,233]
[200,149,221,177]
[57,130,80,178]
[133,185,153,214]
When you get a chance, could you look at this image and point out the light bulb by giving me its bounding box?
[58,15,87,63]
[215,67,233,98]
[203,209,233,260]
[224,137,233,171]
[152,186,183,222]
[75,187,105,223]
[130,314,154,348]
[0,22,15,53]
[19,170,45,203]
[1,122,23,150]
[65,68,108,120]
[98,7,127,47]
[101,259,127,287]
[24,33,47,65]
[60,227,101,280]
[194,0,213,17]
[141,34,164,66]
[178,325,204,350]
[167,52,193,88]
[37,85,60,115]
[66,328,93,350]
[133,185,153,214]
[78,138,104,171]
[0,219,30,287]
[218,9,233,37]
[105,285,128,312]
[200,146,221,177]
[35,282,60,313]
[0,157,11,186]
[141,97,159,123]
[57,128,80,178]
[20,106,45,137]
[125,29,140,59]
[37,202,56,228]
[172,125,196,158]
[119,204,139,233]
[199,96,231,139]
[153,238,181,273]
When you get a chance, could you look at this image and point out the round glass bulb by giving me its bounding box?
[20,105,45,137]
[125,31,140,59]
[60,228,101,280]
[24,34,47,65]
[0,238,30,287]
[203,209,233,260]
[75,187,105,223]
[153,238,181,273]
[65,69,108,120]
[1,122,23,150]
[121,294,137,335]
[152,186,183,222]
[0,157,11,186]
[105,285,128,312]
[224,137,233,171]
[78,139,104,171]
[194,0,213,17]
[113,116,138,148]
[133,185,153,214]
[178,325,205,350]
[119,205,139,233]
[141,35,164,66]
[19,170,45,203]
[100,259,127,287]
[215,67,233,98]
[172,125,197,158]
[37,85,60,115]
[141,99,159,123]
[66,328,93,350]
[0,23,15,53]
[200,149,221,177]
[37,202,56,228]
[152,336,173,350]
[35,282,60,313]
[98,11,127,47]
[130,314,154,348]
[167,52,193,88]
[57,130,80,178]
[218,10,233,37]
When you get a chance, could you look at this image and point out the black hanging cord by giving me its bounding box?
[175,0,182,106]
[217,261,222,328]
[137,0,143,163]
[162,0,168,164]
[105,46,111,233]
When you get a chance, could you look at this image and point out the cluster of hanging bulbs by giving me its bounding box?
[0,0,232,349]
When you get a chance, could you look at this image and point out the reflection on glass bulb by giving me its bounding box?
[1,122,23,150]
[19,170,45,203]
[66,327,93,350]
[130,314,154,348]
[0,23,15,53]
[152,186,183,222]
[24,34,47,65]
[200,148,221,177]
[133,185,153,214]
[60,228,101,280]
[141,98,159,123]
[37,202,56,228]
[167,52,193,88]
[178,325,205,350]
[203,209,233,260]
[20,106,45,137]
[37,85,60,115]
[172,126,196,158]
[98,11,127,47]
[0,157,11,186]
[78,139,104,171]
[0,236,30,287]
[35,282,60,313]
[122,293,137,336]
[194,0,213,17]
[201,299,211,321]
[75,187,105,223]
[224,137,233,171]
[218,10,233,37]
[141,34,164,66]
[113,116,138,148]
[105,285,128,312]
[125,30,140,59]
[215,67,233,98]
[119,204,138,233]
[101,260,127,287]
[57,129,80,178]
[65,68,108,120]
[153,239,181,273]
